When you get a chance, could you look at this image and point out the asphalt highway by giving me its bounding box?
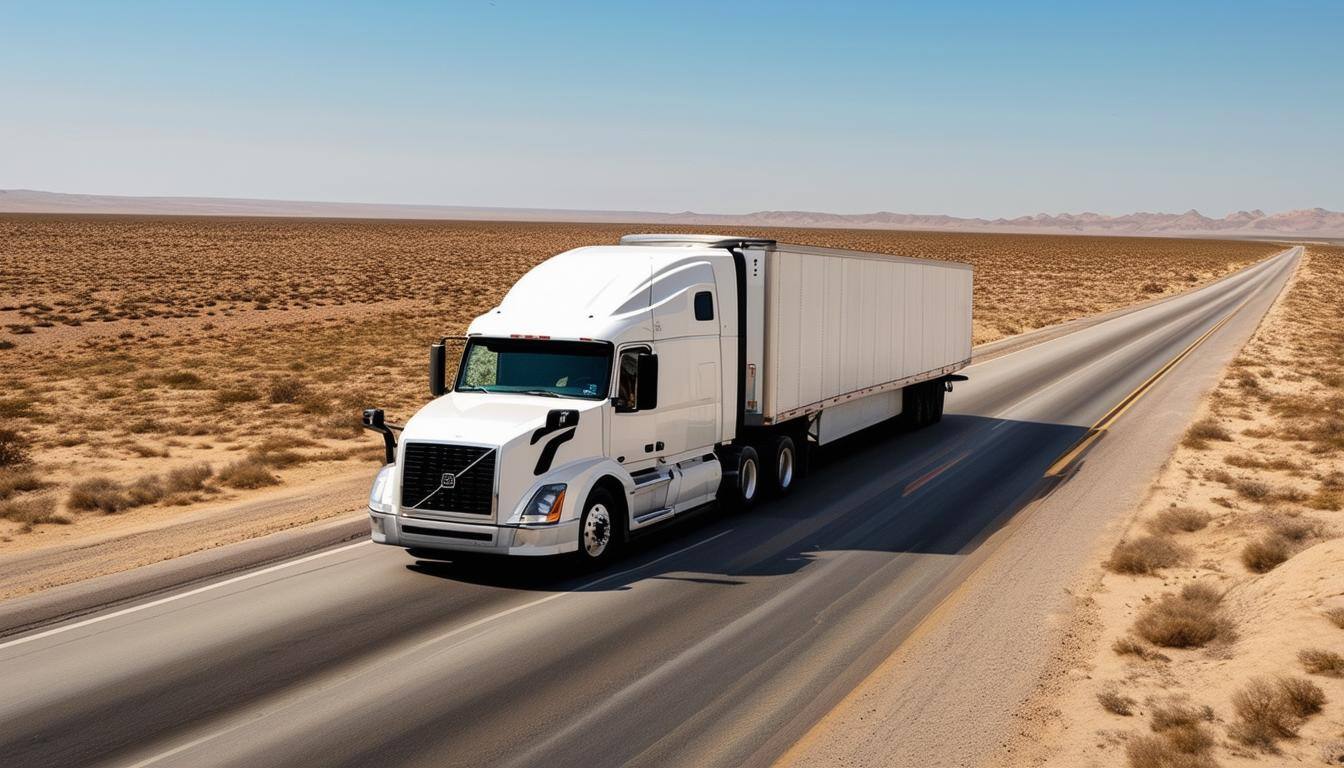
[0,247,1300,768]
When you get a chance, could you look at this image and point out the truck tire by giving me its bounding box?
[903,380,945,429]
[718,445,761,511]
[766,436,798,497]
[576,487,621,566]
[902,384,927,429]
[927,380,945,423]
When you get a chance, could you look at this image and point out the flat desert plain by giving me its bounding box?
[0,215,1283,590]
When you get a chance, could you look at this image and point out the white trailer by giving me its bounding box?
[363,234,972,564]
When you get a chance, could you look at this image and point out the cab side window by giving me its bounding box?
[694,291,714,321]
[616,349,641,411]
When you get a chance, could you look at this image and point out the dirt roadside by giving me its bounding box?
[0,463,371,601]
[995,245,1344,766]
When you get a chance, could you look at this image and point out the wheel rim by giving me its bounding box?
[741,457,758,500]
[777,446,794,489]
[583,503,612,558]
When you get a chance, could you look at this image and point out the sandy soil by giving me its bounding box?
[1003,245,1344,767]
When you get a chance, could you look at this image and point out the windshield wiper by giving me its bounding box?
[520,389,562,398]
[456,385,491,393]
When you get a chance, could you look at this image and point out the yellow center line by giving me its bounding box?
[1042,306,1239,477]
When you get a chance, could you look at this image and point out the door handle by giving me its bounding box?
[644,444,654,453]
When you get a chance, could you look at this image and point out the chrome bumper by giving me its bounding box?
[370,511,579,556]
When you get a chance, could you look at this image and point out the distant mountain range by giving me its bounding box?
[3,189,1342,237]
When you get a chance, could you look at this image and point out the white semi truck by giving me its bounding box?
[363,234,972,564]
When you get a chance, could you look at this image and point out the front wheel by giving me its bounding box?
[577,488,621,566]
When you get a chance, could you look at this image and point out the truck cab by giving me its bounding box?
[367,235,759,563]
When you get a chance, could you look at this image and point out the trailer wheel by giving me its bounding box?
[767,436,797,496]
[718,445,761,510]
[902,384,926,429]
[928,380,946,423]
[576,487,621,566]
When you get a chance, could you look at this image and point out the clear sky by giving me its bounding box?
[3,1,1341,217]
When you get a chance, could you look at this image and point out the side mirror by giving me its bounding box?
[362,408,385,428]
[429,339,447,397]
[636,353,658,410]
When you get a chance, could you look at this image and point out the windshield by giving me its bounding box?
[455,338,612,400]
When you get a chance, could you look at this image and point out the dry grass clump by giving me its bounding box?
[1133,582,1232,648]
[268,377,311,404]
[217,458,280,489]
[1098,689,1136,716]
[166,463,213,493]
[0,467,46,500]
[0,396,36,418]
[125,475,166,506]
[1224,453,1298,471]
[1325,607,1344,630]
[1241,534,1291,573]
[1108,535,1189,575]
[1150,701,1214,732]
[160,371,207,389]
[0,428,31,468]
[1234,479,1273,502]
[66,473,170,514]
[1182,419,1233,449]
[67,477,132,513]
[1310,490,1343,511]
[1126,735,1216,768]
[1229,676,1326,747]
[1148,507,1211,534]
[1114,637,1170,662]
[0,495,70,532]
[215,386,260,405]
[1126,700,1217,768]
[1298,648,1344,676]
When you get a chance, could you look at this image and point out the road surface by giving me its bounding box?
[0,247,1300,768]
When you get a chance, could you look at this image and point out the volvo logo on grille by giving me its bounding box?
[441,472,457,489]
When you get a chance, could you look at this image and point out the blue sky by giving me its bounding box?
[3,1,1341,217]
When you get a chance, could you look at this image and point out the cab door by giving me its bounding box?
[607,344,660,472]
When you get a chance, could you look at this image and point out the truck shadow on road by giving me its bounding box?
[407,413,1089,593]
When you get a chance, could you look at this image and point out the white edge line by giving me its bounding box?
[0,541,373,652]
[116,527,735,768]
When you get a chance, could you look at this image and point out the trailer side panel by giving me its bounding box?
[762,246,972,425]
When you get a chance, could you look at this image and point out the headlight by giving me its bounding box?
[368,463,397,515]
[519,483,567,525]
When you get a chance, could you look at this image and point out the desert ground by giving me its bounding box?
[1005,245,1344,767]
[0,215,1283,593]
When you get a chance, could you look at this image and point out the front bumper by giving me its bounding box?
[370,511,579,556]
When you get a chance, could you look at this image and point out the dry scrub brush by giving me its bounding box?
[1298,648,1344,677]
[1229,675,1325,748]
[1132,582,1233,648]
[1147,507,1211,535]
[1126,700,1217,768]
[1108,534,1189,575]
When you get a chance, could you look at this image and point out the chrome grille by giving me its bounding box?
[400,442,495,517]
